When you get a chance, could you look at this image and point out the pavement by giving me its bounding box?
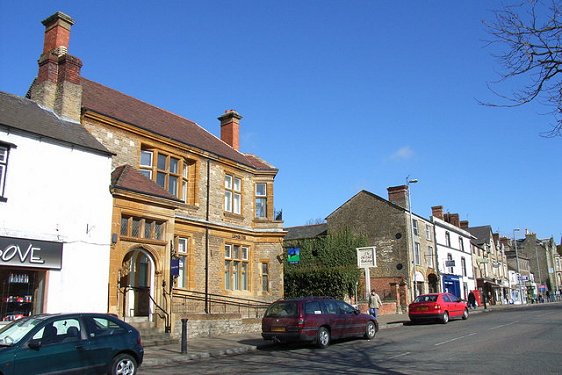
[140,302,554,368]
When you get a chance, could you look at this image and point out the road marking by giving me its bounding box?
[490,321,518,330]
[434,332,477,346]
[388,352,411,359]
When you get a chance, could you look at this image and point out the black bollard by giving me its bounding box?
[181,318,188,354]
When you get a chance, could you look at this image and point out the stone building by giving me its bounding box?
[467,225,509,305]
[26,12,285,334]
[516,232,558,295]
[325,187,437,311]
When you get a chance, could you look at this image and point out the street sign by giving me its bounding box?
[518,275,528,281]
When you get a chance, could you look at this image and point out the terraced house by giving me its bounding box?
[26,12,285,335]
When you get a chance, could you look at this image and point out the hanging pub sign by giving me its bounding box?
[356,246,376,268]
[445,260,456,267]
[287,247,300,264]
[0,236,63,270]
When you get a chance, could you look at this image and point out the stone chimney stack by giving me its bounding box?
[460,220,469,230]
[387,185,409,210]
[218,109,242,151]
[29,12,83,122]
[431,205,444,220]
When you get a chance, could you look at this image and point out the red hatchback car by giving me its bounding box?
[261,297,378,348]
[408,293,469,324]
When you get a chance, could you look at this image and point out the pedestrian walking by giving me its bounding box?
[368,289,383,318]
[468,291,476,309]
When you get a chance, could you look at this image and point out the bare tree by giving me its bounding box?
[482,0,562,137]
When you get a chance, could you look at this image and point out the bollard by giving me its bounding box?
[180,318,188,354]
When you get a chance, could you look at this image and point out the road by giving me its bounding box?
[139,303,562,374]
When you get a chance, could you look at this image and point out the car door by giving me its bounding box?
[336,301,359,338]
[13,317,88,375]
[322,300,346,339]
[445,293,462,317]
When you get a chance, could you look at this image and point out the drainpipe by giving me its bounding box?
[205,159,210,313]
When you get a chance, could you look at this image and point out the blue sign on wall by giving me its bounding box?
[170,258,180,277]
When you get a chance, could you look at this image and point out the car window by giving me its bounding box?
[304,301,322,315]
[264,302,298,318]
[442,294,451,302]
[448,294,459,302]
[337,301,355,315]
[84,317,127,338]
[33,318,81,345]
[415,295,437,303]
[323,300,339,315]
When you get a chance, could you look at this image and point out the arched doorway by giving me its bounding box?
[121,248,156,319]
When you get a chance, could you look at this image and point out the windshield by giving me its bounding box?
[0,317,43,346]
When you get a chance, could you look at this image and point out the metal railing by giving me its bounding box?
[120,285,171,332]
[172,289,271,318]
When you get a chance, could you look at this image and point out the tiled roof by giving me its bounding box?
[0,91,110,155]
[284,223,328,241]
[81,79,276,171]
[111,164,180,202]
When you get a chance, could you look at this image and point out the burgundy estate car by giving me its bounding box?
[408,293,469,324]
[262,297,378,348]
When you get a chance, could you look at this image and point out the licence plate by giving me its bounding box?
[418,306,428,311]
[271,327,285,332]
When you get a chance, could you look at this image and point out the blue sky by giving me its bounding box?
[1,1,560,242]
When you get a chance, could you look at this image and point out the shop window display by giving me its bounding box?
[1,270,41,321]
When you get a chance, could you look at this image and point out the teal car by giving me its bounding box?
[0,313,143,375]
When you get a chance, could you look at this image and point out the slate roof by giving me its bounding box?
[284,223,328,241]
[467,225,493,246]
[80,78,276,171]
[111,164,180,202]
[0,91,110,156]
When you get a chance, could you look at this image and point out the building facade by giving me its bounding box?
[0,91,113,321]
[25,12,285,332]
[430,207,475,300]
[326,187,437,311]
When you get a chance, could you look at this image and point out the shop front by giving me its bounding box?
[0,236,62,322]
[442,274,461,298]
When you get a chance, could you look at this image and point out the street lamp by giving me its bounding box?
[513,228,525,304]
[406,176,418,302]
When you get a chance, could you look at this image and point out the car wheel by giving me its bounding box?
[110,353,137,375]
[316,326,330,348]
[441,311,449,324]
[364,321,376,340]
[462,308,469,320]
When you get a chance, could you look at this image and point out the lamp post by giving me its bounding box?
[406,176,418,302]
[513,228,525,304]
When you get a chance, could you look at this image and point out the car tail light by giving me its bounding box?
[137,334,142,346]
[297,315,305,329]
[433,304,441,310]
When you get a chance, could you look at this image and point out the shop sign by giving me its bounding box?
[0,236,63,270]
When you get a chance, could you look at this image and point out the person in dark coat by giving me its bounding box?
[468,291,476,309]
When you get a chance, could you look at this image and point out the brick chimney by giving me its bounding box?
[460,220,469,230]
[29,12,83,122]
[431,205,444,220]
[387,185,409,210]
[218,110,242,151]
[448,213,460,227]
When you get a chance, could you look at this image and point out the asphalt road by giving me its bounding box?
[139,303,562,374]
